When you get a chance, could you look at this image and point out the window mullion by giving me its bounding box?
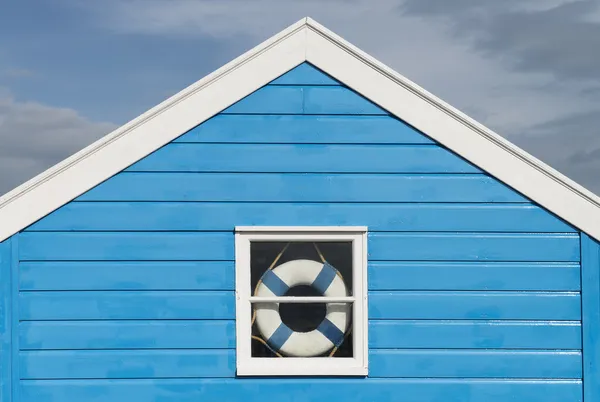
[249,296,355,303]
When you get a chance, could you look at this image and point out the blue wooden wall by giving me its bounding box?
[0,63,594,402]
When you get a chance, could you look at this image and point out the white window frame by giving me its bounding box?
[235,226,368,376]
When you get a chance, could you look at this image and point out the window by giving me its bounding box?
[235,226,368,376]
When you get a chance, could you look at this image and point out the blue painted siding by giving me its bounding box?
[127,143,481,173]
[19,349,581,380]
[0,240,12,402]
[75,173,527,202]
[581,234,600,402]
[25,203,574,232]
[173,115,435,144]
[19,379,582,402]
[9,62,584,401]
[17,232,578,262]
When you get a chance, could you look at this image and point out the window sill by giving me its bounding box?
[237,358,368,377]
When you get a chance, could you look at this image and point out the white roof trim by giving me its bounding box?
[1,17,600,242]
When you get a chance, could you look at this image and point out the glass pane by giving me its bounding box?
[251,301,353,358]
[250,241,353,296]
[249,241,354,358]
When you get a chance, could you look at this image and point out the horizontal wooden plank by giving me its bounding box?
[222,86,387,114]
[18,261,579,292]
[20,319,581,351]
[369,320,582,350]
[18,232,577,262]
[19,232,578,262]
[27,202,574,233]
[20,290,578,323]
[369,349,581,379]
[369,292,581,320]
[20,320,235,350]
[19,291,234,320]
[19,349,579,380]
[19,262,234,291]
[369,233,580,262]
[369,262,581,291]
[126,143,479,173]
[304,86,388,115]
[19,232,233,261]
[78,173,527,202]
[270,63,341,85]
[222,86,303,114]
[20,349,235,379]
[174,115,434,144]
[19,378,583,402]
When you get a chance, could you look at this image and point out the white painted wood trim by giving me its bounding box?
[234,231,252,372]
[1,16,600,243]
[235,227,368,376]
[236,226,369,233]
[237,360,368,377]
[359,224,369,370]
[249,296,356,303]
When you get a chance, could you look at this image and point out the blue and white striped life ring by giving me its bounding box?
[254,259,350,357]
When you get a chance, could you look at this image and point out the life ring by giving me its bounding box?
[254,259,351,357]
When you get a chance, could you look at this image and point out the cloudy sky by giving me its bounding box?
[1,0,599,195]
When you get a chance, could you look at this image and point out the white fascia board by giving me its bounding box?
[0,19,308,242]
[305,18,600,241]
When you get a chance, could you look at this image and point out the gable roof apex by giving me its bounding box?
[1,17,600,242]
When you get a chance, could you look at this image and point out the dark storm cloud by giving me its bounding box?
[401,0,600,82]
[401,0,600,193]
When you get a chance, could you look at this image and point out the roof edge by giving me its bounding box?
[2,16,600,243]
[0,18,308,210]
[305,17,600,211]
[304,18,600,240]
[0,18,309,242]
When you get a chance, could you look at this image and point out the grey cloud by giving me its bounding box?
[401,0,600,82]
[0,92,116,195]
[3,0,599,198]
[506,109,600,193]
[401,0,501,14]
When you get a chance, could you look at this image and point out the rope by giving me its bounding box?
[313,242,344,282]
[313,242,327,263]
[252,242,291,300]
[252,335,283,357]
[328,325,353,357]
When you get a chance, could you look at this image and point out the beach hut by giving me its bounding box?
[0,17,597,402]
